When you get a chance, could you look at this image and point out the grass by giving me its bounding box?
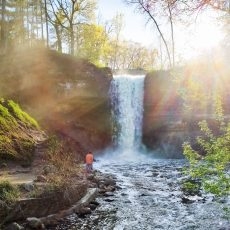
[0,180,20,204]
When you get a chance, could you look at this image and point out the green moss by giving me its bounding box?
[0,99,40,162]
[7,100,39,129]
[0,104,17,131]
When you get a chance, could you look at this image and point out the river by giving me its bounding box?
[54,158,230,230]
[54,74,229,229]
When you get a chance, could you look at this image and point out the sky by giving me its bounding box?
[97,0,155,45]
[97,0,225,61]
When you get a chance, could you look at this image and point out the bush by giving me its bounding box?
[183,96,230,196]
[45,136,82,187]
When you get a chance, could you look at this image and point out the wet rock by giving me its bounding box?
[90,200,99,206]
[105,185,116,192]
[5,222,24,230]
[89,203,98,210]
[181,195,204,204]
[152,172,159,177]
[76,207,92,216]
[139,193,149,197]
[98,188,107,194]
[121,193,127,196]
[103,192,114,197]
[104,198,115,202]
[116,185,122,190]
[103,178,116,187]
[124,200,131,204]
[26,217,45,229]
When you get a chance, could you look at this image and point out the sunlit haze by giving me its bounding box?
[98,0,224,61]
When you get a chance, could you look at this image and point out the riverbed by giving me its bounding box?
[53,158,230,230]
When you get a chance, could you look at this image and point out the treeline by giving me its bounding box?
[0,0,157,70]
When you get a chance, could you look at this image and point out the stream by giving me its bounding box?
[54,158,230,230]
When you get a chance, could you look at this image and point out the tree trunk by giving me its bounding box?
[168,2,175,68]
[1,0,6,52]
[55,24,62,52]
[70,24,74,55]
[44,0,49,47]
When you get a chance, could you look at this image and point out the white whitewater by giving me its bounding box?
[109,74,145,158]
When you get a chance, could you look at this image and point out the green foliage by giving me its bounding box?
[0,180,20,204]
[182,180,201,196]
[223,206,230,220]
[77,24,112,66]
[183,96,230,196]
[7,100,39,129]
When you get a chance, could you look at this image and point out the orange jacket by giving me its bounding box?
[85,153,93,164]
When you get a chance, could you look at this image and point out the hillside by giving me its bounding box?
[0,98,44,163]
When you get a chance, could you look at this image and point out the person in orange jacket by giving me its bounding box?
[85,151,94,173]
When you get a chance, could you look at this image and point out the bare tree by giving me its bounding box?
[125,0,173,68]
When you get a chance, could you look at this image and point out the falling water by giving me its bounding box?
[110,74,145,154]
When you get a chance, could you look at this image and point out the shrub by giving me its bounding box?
[45,136,82,187]
[183,96,230,196]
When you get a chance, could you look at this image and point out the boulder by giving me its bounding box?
[20,183,34,192]
[26,217,45,229]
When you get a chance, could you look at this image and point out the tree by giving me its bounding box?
[107,39,157,70]
[0,0,7,51]
[189,0,230,12]
[0,0,48,51]
[76,23,111,66]
[125,0,176,68]
[46,0,96,55]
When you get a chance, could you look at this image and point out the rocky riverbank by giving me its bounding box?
[2,170,117,230]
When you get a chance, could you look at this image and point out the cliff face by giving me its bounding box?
[142,66,230,158]
[142,71,187,158]
[0,47,112,156]
[3,48,228,159]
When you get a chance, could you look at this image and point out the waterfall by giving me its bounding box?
[110,74,145,155]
